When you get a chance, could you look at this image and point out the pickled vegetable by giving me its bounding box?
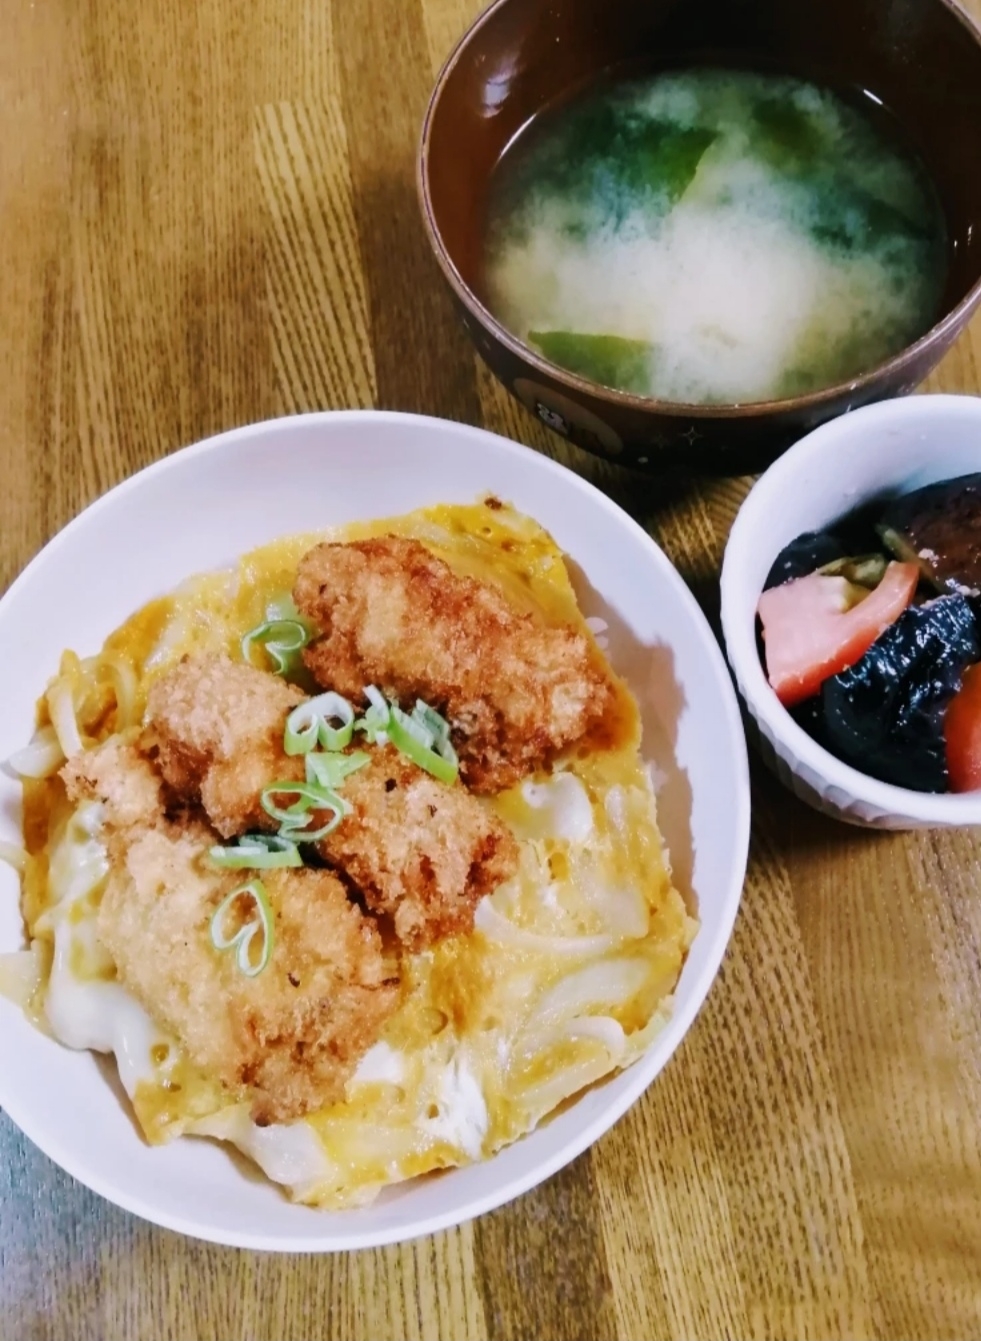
[758,561,919,707]
[944,662,981,793]
[822,595,981,791]
[764,530,849,590]
[878,472,981,596]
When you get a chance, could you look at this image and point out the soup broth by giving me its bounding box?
[483,69,947,405]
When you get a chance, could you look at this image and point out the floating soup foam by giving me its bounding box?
[483,69,947,405]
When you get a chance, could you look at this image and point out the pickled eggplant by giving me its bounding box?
[821,595,981,791]
[764,530,849,590]
[878,472,981,597]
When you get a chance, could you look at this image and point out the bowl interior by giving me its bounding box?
[0,411,750,1249]
[721,392,981,825]
[423,0,981,359]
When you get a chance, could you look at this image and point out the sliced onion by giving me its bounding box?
[0,842,27,873]
[46,679,85,759]
[518,1046,621,1122]
[87,655,139,731]
[0,947,43,1008]
[533,958,650,1028]
[474,899,617,958]
[6,725,66,779]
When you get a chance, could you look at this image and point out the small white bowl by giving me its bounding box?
[721,393,981,830]
[0,410,750,1250]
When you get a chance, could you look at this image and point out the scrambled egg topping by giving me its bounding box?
[13,501,695,1208]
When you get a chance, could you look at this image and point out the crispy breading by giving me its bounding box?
[293,535,617,792]
[62,733,167,831]
[138,653,517,949]
[141,654,304,837]
[62,731,399,1121]
[98,831,400,1123]
[319,747,518,952]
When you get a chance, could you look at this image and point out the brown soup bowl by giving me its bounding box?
[418,0,981,475]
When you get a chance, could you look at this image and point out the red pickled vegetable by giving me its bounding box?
[945,661,981,793]
[758,561,919,707]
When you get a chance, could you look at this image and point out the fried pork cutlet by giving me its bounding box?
[62,733,167,832]
[142,654,304,837]
[319,747,517,952]
[139,654,517,949]
[293,535,617,793]
[98,832,400,1123]
[63,736,399,1123]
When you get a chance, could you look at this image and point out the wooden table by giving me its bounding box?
[3,1,981,1337]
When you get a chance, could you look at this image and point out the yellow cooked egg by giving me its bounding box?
[2,500,696,1208]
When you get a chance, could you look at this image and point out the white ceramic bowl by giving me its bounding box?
[0,410,750,1250]
[721,393,981,830]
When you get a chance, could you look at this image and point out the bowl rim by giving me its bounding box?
[417,0,981,420]
[720,391,981,824]
[0,407,752,1249]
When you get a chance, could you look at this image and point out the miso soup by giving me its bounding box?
[483,69,947,405]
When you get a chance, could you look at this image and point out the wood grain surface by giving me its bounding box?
[3,1,981,1337]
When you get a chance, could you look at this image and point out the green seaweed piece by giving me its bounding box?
[629,123,717,205]
[752,96,828,173]
[522,101,717,229]
[529,330,653,393]
[810,183,932,251]
[774,312,881,397]
[747,93,935,253]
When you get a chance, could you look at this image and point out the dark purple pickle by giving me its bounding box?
[879,472,981,597]
[821,595,980,791]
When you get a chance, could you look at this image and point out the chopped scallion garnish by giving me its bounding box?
[413,699,459,771]
[355,684,391,744]
[350,687,459,782]
[209,879,275,978]
[260,780,350,841]
[387,703,458,784]
[313,692,356,751]
[241,618,310,678]
[305,750,370,789]
[209,834,302,870]
[284,692,356,754]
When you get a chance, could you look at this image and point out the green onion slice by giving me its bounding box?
[260,780,350,841]
[355,684,391,744]
[411,700,459,770]
[284,692,356,755]
[305,750,370,789]
[388,704,458,784]
[208,833,302,870]
[315,692,356,751]
[265,594,304,624]
[241,619,309,677]
[209,879,275,978]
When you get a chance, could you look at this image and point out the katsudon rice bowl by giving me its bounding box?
[0,411,749,1249]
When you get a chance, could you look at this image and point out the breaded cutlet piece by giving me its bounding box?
[141,654,304,838]
[293,535,617,793]
[138,653,517,950]
[318,746,518,952]
[98,827,400,1124]
[62,733,168,832]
